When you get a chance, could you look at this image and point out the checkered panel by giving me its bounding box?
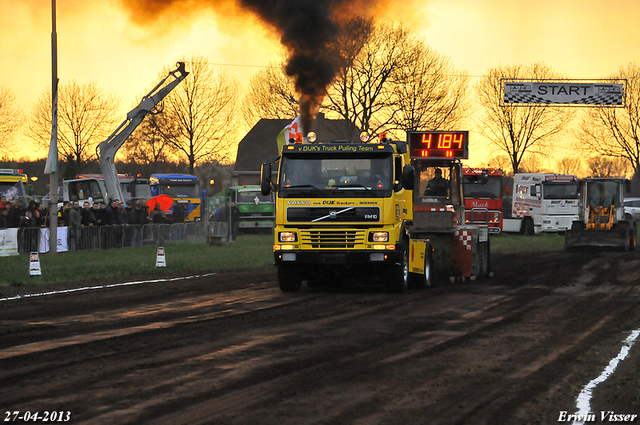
[454,230,473,251]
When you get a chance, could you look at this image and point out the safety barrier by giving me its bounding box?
[2,223,208,255]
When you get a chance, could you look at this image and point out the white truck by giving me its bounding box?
[503,173,580,235]
[63,174,152,205]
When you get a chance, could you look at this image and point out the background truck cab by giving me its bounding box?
[503,173,579,235]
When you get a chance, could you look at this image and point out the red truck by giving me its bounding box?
[462,167,503,234]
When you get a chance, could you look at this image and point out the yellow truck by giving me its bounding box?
[261,130,490,292]
[0,168,33,204]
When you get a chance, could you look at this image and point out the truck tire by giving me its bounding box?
[521,218,534,236]
[618,222,631,252]
[412,250,433,289]
[278,265,302,292]
[387,244,409,293]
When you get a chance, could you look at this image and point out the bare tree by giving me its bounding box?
[242,60,298,128]
[576,62,640,177]
[518,155,546,174]
[0,86,24,153]
[475,62,574,173]
[586,156,631,178]
[556,156,583,176]
[480,154,513,176]
[391,43,470,133]
[325,20,411,135]
[121,110,177,166]
[26,81,119,171]
[158,56,240,172]
[324,19,470,138]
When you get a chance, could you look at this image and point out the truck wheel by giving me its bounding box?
[278,265,302,292]
[619,222,631,252]
[412,251,433,289]
[521,218,534,236]
[387,245,409,293]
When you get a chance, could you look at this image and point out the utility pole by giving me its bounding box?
[44,0,59,253]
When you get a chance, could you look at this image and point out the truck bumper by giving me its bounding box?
[274,250,403,266]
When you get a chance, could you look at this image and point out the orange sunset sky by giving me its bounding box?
[2,0,640,167]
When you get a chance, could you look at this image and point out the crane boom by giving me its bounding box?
[98,62,188,203]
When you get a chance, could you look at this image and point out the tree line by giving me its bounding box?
[1,18,639,181]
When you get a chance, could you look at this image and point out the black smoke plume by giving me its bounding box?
[240,0,343,135]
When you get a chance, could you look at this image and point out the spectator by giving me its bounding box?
[0,196,6,208]
[104,199,120,226]
[229,201,240,242]
[32,208,46,228]
[0,207,8,229]
[133,200,148,225]
[92,202,104,226]
[149,203,166,224]
[11,199,26,226]
[99,202,108,223]
[117,201,129,225]
[58,201,71,227]
[68,200,82,251]
[172,201,185,224]
[130,201,147,247]
[5,201,18,227]
[81,202,97,227]
[37,203,48,228]
[81,201,97,249]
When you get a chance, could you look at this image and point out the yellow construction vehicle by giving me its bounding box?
[565,177,637,251]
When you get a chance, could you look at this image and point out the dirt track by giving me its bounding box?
[2,250,640,424]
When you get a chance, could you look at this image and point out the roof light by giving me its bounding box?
[307,132,317,143]
[360,132,370,142]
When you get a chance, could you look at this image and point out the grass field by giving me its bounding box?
[0,232,569,292]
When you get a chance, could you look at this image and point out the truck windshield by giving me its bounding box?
[122,182,152,201]
[237,191,272,204]
[463,176,501,199]
[279,154,392,198]
[0,182,26,202]
[543,182,579,199]
[160,183,200,198]
[587,180,620,207]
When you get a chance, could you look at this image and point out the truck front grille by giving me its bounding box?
[300,230,366,249]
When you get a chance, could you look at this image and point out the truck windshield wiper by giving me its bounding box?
[333,184,374,193]
[283,184,326,194]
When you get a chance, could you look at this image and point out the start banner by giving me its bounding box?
[503,80,624,106]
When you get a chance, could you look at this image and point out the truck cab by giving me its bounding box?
[462,167,503,234]
[0,169,33,205]
[263,135,414,292]
[503,173,579,235]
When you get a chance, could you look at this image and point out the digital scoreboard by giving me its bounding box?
[408,131,469,160]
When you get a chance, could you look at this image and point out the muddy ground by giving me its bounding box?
[1,249,640,424]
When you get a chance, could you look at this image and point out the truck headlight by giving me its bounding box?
[279,231,297,242]
[369,231,389,242]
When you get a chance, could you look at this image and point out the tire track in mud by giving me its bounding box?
[1,252,639,425]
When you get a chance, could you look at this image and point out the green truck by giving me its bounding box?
[209,185,275,231]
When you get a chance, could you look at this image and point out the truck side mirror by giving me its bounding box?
[625,179,631,193]
[261,162,272,196]
[400,165,415,191]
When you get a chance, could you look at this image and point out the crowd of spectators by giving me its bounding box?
[1,196,189,251]
[0,196,49,229]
